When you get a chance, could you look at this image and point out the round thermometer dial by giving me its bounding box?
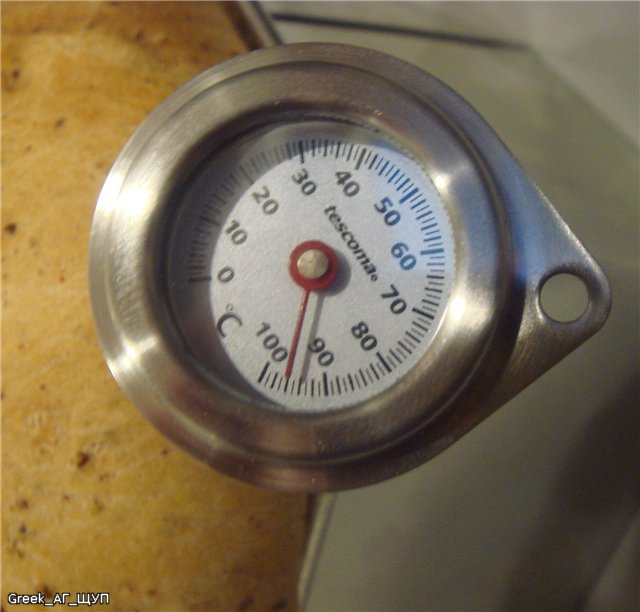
[90,43,610,491]
[167,121,453,411]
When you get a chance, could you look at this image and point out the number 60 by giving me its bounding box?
[391,242,416,271]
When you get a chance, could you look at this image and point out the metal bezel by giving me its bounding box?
[89,44,610,491]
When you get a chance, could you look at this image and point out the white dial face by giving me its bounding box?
[167,120,454,412]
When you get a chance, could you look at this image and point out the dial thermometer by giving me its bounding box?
[89,44,610,491]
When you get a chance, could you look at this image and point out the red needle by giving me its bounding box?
[285,240,338,380]
[285,288,311,379]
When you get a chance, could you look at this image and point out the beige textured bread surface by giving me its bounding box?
[1,3,308,610]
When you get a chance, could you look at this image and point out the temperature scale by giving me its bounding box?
[89,44,610,491]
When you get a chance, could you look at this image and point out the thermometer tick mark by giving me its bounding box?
[393,172,406,185]
[228,173,241,189]
[249,157,261,174]
[406,330,420,344]
[199,214,219,226]
[187,263,206,272]
[359,369,368,386]
[413,320,430,333]
[193,227,212,238]
[346,143,355,160]
[415,306,435,319]
[400,187,418,203]
[376,351,392,373]
[387,168,400,183]
[285,142,293,160]
[219,181,233,197]
[258,362,269,384]
[398,340,413,355]
[423,235,443,245]
[397,178,410,192]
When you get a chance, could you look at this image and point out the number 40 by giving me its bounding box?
[336,172,360,197]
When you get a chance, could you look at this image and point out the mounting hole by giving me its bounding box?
[540,273,589,323]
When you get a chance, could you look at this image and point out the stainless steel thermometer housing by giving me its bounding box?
[89,44,610,491]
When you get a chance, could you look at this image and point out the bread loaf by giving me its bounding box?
[1,3,308,610]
